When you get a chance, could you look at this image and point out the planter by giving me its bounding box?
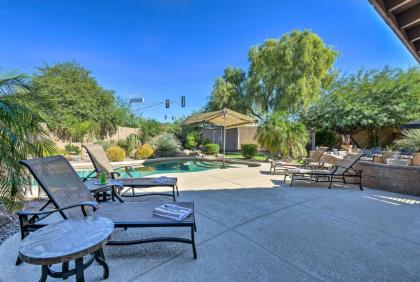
[413,153,420,166]
[340,144,353,152]
[373,155,384,164]
[386,159,409,166]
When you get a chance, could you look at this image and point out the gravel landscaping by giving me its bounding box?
[0,200,46,245]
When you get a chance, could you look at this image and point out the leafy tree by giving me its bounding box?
[303,66,420,146]
[138,118,163,143]
[0,71,57,211]
[257,112,308,158]
[248,30,338,116]
[206,67,251,114]
[32,62,126,140]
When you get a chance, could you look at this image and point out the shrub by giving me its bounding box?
[394,129,420,152]
[151,132,179,157]
[241,144,258,159]
[64,144,81,155]
[184,131,199,149]
[106,145,126,161]
[94,140,110,150]
[203,143,220,155]
[203,138,212,145]
[134,144,154,160]
[117,134,140,153]
[315,129,337,148]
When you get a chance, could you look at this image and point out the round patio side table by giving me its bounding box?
[19,216,114,282]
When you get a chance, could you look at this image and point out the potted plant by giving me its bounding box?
[340,134,353,152]
[394,129,420,166]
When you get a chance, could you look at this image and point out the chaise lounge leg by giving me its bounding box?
[328,176,333,189]
[290,175,294,187]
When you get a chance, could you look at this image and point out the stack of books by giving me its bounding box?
[153,204,192,221]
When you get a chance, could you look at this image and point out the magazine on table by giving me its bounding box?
[153,204,192,221]
[152,176,174,184]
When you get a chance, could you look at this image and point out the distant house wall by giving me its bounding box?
[203,126,261,151]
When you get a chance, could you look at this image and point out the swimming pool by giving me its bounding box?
[77,159,236,178]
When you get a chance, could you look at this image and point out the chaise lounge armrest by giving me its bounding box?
[16,201,99,220]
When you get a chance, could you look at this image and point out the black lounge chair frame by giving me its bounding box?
[284,154,364,190]
[16,156,197,265]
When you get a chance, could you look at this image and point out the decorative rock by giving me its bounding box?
[0,212,13,226]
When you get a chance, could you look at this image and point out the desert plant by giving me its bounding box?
[134,144,154,160]
[94,140,110,150]
[116,133,140,153]
[106,145,126,161]
[0,71,57,211]
[64,144,81,155]
[241,144,258,159]
[394,130,420,152]
[151,132,179,157]
[257,112,308,159]
[203,143,220,155]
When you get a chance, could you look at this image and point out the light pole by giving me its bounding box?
[128,94,144,127]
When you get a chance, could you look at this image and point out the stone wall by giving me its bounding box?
[355,161,420,196]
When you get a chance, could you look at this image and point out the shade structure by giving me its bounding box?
[184,108,258,167]
[401,120,420,129]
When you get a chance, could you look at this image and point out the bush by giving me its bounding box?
[203,138,212,145]
[134,144,154,160]
[184,131,199,149]
[241,144,258,159]
[64,144,81,155]
[117,134,140,153]
[94,140,110,150]
[394,129,420,152]
[203,143,220,155]
[315,129,337,148]
[106,146,126,161]
[151,132,179,157]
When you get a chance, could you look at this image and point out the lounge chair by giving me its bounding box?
[16,156,197,265]
[270,147,328,174]
[83,144,178,201]
[284,153,364,189]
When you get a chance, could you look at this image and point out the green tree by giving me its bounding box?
[257,112,308,158]
[138,118,163,143]
[247,30,338,116]
[303,66,420,146]
[32,62,126,140]
[206,67,251,114]
[0,71,57,211]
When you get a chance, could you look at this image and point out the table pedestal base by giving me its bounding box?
[39,248,108,282]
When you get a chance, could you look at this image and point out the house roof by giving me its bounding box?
[369,0,420,63]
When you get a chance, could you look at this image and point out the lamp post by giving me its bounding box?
[128,94,144,126]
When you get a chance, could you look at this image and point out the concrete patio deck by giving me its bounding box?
[1,163,420,281]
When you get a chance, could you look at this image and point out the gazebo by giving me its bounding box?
[184,108,258,167]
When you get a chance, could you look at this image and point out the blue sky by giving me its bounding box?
[0,0,417,121]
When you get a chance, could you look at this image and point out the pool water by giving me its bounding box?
[77,160,232,178]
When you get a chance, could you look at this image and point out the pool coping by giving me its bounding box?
[71,156,262,170]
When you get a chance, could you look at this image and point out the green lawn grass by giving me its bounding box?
[225,152,268,161]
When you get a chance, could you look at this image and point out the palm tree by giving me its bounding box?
[0,71,56,211]
[257,112,308,159]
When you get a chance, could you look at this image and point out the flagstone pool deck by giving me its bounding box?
[1,163,420,281]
